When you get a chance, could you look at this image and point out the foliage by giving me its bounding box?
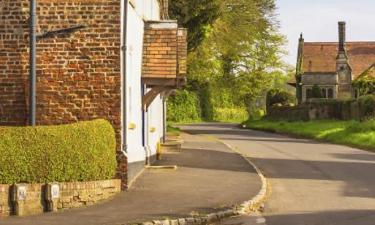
[169,0,222,51]
[358,95,375,119]
[0,120,117,184]
[167,90,201,122]
[352,65,375,96]
[212,107,248,122]
[266,88,294,107]
[169,0,287,122]
[244,119,375,151]
[311,84,323,98]
[167,125,181,135]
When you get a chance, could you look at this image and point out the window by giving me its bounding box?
[328,88,334,99]
[306,89,312,99]
[322,88,327,98]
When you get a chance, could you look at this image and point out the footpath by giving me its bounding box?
[1,131,262,225]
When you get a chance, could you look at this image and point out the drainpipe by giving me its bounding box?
[122,0,129,153]
[29,0,37,126]
[162,97,167,143]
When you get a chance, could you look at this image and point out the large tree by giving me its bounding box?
[169,0,222,51]
[169,0,287,120]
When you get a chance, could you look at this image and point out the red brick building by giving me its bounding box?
[0,0,187,188]
[291,22,375,103]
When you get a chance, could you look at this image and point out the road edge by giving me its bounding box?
[132,135,269,225]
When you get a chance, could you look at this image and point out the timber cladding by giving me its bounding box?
[0,0,127,187]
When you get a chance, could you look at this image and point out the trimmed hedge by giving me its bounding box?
[0,119,117,184]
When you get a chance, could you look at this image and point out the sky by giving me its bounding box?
[277,0,375,65]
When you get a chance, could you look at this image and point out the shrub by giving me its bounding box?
[266,89,294,108]
[167,90,201,122]
[358,94,375,119]
[213,107,248,122]
[0,119,117,184]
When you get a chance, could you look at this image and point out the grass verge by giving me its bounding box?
[244,119,375,151]
[167,125,181,136]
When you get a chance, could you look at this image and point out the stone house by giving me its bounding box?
[290,22,375,103]
[0,0,187,188]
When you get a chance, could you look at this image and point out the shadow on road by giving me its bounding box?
[264,209,375,225]
[180,123,375,199]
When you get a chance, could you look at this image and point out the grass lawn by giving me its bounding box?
[244,119,375,151]
[167,125,181,136]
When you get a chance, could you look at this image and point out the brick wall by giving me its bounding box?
[0,179,121,217]
[177,28,187,78]
[0,0,127,187]
[142,21,179,79]
[0,1,28,125]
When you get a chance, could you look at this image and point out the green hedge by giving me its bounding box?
[213,107,248,122]
[0,119,117,184]
[167,90,201,122]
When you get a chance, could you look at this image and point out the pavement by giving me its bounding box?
[0,131,262,225]
[181,123,375,225]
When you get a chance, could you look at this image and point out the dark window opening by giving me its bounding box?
[322,88,327,98]
[328,88,334,99]
[306,89,312,99]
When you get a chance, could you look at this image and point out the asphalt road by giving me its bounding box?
[181,123,375,225]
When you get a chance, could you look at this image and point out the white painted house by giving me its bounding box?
[123,0,187,182]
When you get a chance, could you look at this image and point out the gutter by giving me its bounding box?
[122,0,129,154]
[29,0,37,126]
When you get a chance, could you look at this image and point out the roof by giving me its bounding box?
[356,63,375,79]
[302,42,375,79]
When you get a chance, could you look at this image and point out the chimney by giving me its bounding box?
[338,21,346,52]
[296,33,304,72]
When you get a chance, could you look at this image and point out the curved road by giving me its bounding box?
[180,123,375,225]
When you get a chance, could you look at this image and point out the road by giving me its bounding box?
[180,123,375,225]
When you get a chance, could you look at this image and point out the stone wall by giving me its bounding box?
[266,105,310,121]
[0,179,121,217]
[0,184,11,218]
[0,0,127,188]
[267,99,371,121]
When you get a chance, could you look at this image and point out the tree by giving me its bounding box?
[169,0,222,51]
[168,0,287,121]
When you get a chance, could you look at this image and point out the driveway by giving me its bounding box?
[180,123,375,225]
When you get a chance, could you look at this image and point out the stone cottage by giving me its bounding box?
[0,0,187,188]
[290,22,375,103]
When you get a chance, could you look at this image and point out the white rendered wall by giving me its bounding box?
[125,0,165,164]
[146,94,164,157]
[131,0,160,20]
[125,4,146,163]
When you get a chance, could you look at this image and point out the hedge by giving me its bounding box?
[0,119,117,184]
[167,90,201,122]
[213,107,248,122]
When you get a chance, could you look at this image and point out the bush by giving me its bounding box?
[213,107,248,122]
[0,119,117,184]
[167,90,201,122]
[266,89,294,108]
[358,94,375,119]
